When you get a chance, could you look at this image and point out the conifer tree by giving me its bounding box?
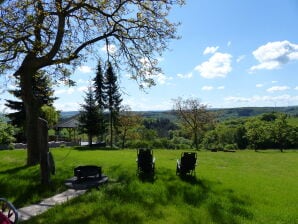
[93,60,107,141]
[93,60,106,109]
[103,63,122,147]
[78,86,102,146]
[5,71,57,142]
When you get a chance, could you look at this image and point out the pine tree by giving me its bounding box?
[103,63,122,148]
[93,60,107,141]
[5,71,57,142]
[93,60,106,109]
[78,86,102,146]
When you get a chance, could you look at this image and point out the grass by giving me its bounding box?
[0,148,297,223]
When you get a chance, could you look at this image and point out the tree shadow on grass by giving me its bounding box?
[16,166,254,223]
[159,168,254,223]
[0,165,28,175]
[0,165,66,208]
[73,146,120,151]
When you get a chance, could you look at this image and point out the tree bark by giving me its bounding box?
[17,56,41,166]
[39,118,51,185]
[109,111,113,148]
[88,134,92,147]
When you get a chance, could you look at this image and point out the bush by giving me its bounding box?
[224,143,237,150]
[126,140,152,149]
[0,121,16,146]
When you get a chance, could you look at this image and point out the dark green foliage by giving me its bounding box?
[215,106,298,121]
[93,60,106,109]
[260,112,278,121]
[93,60,107,141]
[103,63,122,147]
[201,112,298,151]
[78,86,103,146]
[5,71,57,142]
[143,118,178,138]
[271,113,291,152]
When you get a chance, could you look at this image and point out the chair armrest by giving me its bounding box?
[0,198,18,224]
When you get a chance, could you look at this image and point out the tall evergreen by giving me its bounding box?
[93,60,107,141]
[93,60,106,109]
[103,63,122,148]
[78,86,102,146]
[5,71,57,142]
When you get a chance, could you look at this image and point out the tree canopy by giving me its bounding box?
[173,97,215,150]
[0,0,184,85]
[0,0,184,166]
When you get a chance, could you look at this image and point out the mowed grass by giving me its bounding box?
[0,148,297,224]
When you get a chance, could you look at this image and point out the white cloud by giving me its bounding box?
[225,96,251,103]
[157,57,165,62]
[54,102,81,111]
[227,41,232,47]
[123,97,172,111]
[195,52,232,79]
[78,65,92,73]
[177,72,193,79]
[55,87,75,95]
[236,55,245,63]
[295,86,298,90]
[202,86,214,91]
[202,86,225,91]
[266,86,290,92]
[224,94,298,105]
[78,86,88,92]
[256,84,263,88]
[250,40,298,71]
[272,80,278,83]
[100,44,117,54]
[77,79,89,84]
[203,46,219,55]
[156,73,172,85]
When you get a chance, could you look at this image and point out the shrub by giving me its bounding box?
[0,121,16,146]
[224,143,237,150]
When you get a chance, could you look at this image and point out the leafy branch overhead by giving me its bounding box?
[0,0,184,86]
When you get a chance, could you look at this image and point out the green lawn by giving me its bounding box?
[1,148,297,224]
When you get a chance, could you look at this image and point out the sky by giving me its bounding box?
[1,0,298,112]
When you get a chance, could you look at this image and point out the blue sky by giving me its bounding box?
[1,0,298,112]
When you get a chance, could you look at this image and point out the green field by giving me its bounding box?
[0,148,297,224]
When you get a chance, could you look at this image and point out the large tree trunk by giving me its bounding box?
[18,56,41,166]
[39,118,51,185]
[88,134,92,147]
[25,99,41,165]
[193,131,199,150]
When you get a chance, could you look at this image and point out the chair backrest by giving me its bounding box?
[180,152,197,171]
[138,148,153,163]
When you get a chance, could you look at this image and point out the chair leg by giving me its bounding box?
[176,164,179,175]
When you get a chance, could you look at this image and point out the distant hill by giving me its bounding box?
[60,111,80,119]
[60,106,298,121]
[212,106,298,120]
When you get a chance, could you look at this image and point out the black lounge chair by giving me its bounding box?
[176,152,197,176]
[136,148,155,176]
[0,198,18,224]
